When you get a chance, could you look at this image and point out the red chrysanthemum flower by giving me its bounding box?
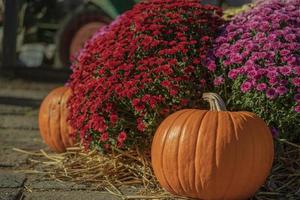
[68,0,224,150]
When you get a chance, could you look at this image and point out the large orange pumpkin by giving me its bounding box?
[38,86,75,153]
[151,93,274,200]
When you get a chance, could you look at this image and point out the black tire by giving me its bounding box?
[55,4,111,68]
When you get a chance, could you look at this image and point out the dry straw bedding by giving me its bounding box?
[15,139,299,200]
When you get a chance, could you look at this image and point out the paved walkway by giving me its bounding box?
[0,78,121,200]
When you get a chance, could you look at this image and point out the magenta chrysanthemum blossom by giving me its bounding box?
[213,75,224,86]
[294,94,300,102]
[208,0,300,141]
[257,83,267,91]
[241,81,252,93]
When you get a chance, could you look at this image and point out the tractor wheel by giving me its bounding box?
[55,5,111,68]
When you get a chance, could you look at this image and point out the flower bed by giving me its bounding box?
[68,0,223,151]
[207,0,300,141]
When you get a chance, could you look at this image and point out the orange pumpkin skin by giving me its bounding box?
[38,87,75,153]
[151,94,274,200]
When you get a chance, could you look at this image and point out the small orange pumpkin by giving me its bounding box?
[38,86,75,153]
[151,93,274,200]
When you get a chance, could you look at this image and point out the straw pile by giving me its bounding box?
[223,3,253,20]
[14,146,188,199]
[254,139,300,200]
[14,139,299,200]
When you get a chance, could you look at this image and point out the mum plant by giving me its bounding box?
[68,0,223,151]
[207,0,300,141]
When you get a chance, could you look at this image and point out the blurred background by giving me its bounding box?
[0,0,251,81]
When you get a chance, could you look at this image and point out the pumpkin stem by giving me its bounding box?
[202,93,227,111]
